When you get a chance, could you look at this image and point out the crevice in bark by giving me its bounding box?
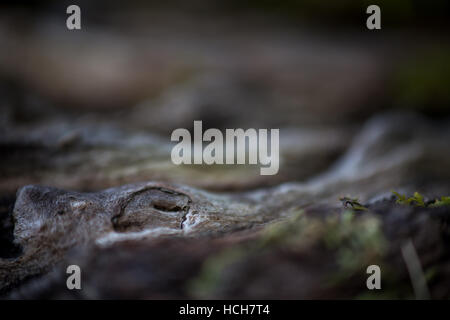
[0,194,22,259]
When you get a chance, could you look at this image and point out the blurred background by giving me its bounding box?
[1,0,449,194]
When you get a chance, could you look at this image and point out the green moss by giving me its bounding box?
[392,191,450,207]
[257,210,305,248]
[189,208,390,298]
[188,247,246,298]
[429,196,450,208]
[324,211,386,275]
[392,48,450,112]
[393,191,425,207]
